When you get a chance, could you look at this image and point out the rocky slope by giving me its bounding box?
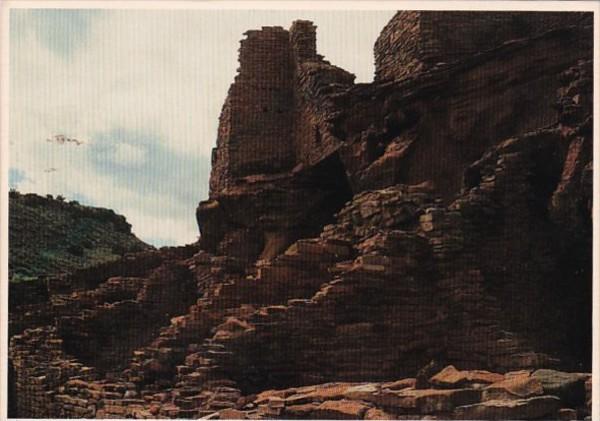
[8,11,594,420]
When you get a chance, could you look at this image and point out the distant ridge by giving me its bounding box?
[9,190,152,282]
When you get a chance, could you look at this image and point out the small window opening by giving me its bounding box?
[314,126,322,144]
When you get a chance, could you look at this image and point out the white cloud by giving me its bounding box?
[10,9,394,245]
[113,143,146,166]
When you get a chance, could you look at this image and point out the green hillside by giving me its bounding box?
[9,190,152,282]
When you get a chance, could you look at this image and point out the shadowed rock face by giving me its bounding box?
[8,11,593,420]
[374,11,593,82]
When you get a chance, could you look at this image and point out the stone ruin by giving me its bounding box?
[8,11,594,420]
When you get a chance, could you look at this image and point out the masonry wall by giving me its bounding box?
[335,24,593,198]
[224,28,296,179]
[374,11,593,82]
[202,22,355,262]
[209,21,355,196]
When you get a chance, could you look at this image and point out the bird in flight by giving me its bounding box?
[46,134,84,146]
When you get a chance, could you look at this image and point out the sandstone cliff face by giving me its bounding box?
[8,11,594,420]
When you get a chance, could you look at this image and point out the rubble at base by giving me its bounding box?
[227,366,590,420]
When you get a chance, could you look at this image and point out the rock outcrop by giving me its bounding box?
[8,11,593,420]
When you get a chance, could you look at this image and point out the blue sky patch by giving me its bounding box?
[89,127,210,206]
[9,168,26,188]
[11,9,104,58]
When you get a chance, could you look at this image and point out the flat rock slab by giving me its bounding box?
[285,383,357,404]
[454,395,561,420]
[532,369,589,406]
[283,403,318,418]
[219,408,247,419]
[343,384,381,401]
[372,388,481,413]
[430,365,504,388]
[483,374,544,400]
[382,378,416,390]
[312,399,371,419]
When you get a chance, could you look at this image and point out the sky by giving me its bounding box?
[9,9,395,246]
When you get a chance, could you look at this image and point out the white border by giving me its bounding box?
[0,2,598,420]
[2,0,600,11]
[1,1,10,420]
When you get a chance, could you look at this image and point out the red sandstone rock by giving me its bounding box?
[8,11,594,421]
[283,403,318,418]
[531,369,589,407]
[454,395,561,420]
[343,384,381,401]
[313,399,371,419]
[482,374,544,400]
[429,365,504,388]
[382,378,416,391]
[364,407,394,420]
[219,408,247,419]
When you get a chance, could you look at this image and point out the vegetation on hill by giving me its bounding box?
[9,190,152,282]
